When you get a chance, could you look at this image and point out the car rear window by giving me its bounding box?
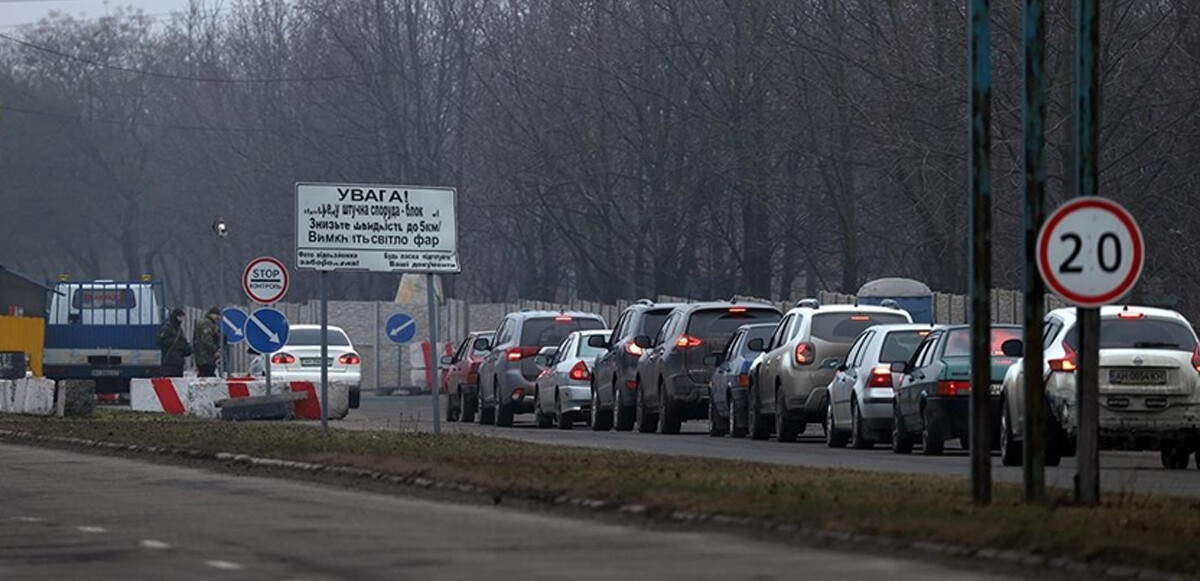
[943,328,1022,357]
[740,326,775,356]
[1064,318,1197,352]
[811,312,909,343]
[638,309,672,338]
[879,330,927,363]
[288,328,351,346]
[686,308,781,344]
[520,316,605,347]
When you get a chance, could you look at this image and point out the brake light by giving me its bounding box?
[676,335,703,348]
[1192,344,1200,373]
[794,342,815,365]
[867,365,892,388]
[729,307,747,313]
[937,380,970,396]
[569,361,590,381]
[338,353,361,365]
[270,352,295,365]
[1048,340,1077,372]
[850,315,870,322]
[507,346,540,361]
[554,316,573,322]
[1117,310,1144,319]
[738,373,750,387]
[625,342,644,356]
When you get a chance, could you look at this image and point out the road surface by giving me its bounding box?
[0,443,1018,581]
[340,393,1200,498]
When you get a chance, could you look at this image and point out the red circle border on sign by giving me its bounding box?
[1036,197,1143,308]
[242,256,290,305]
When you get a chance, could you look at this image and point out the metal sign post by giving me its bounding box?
[1022,0,1047,503]
[319,270,329,433]
[1075,0,1101,505]
[427,274,442,435]
[967,0,994,506]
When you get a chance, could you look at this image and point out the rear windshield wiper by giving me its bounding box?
[1132,342,1179,349]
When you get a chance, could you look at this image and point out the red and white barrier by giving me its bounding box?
[131,378,350,420]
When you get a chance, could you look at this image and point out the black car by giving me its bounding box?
[587,300,681,431]
[633,302,783,434]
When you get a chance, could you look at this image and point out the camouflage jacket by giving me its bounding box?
[193,317,221,366]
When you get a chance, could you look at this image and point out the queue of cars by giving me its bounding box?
[438,298,1200,469]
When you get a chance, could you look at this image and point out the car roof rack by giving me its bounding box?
[796,298,820,309]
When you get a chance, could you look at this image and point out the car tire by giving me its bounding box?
[920,405,944,456]
[892,404,913,454]
[477,390,495,425]
[460,391,476,424]
[728,392,747,438]
[591,387,613,431]
[496,402,515,427]
[775,389,800,443]
[534,392,553,429]
[1000,403,1022,467]
[555,393,575,430]
[748,384,771,441]
[825,399,848,448]
[849,398,872,450]
[708,397,728,437]
[635,381,658,433]
[659,383,682,435]
[446,390,460,423]
[1161,442,1191,470]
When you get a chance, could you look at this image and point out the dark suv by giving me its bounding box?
[477,310,607,427]
[587,300,681,431]
[633,302,782,434]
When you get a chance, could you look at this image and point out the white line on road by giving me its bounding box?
[205,560,245,571]
[140,539,172,550]
[76,526,107,533]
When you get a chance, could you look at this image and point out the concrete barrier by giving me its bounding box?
[130,378,350,420]
[0,378,56,416]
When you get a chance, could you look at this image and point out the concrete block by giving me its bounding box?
[290,380,350,420]
[184,377,230,419]
[59,380,96,416]
[0,379,12,412]
[18,378,55,415]
[0,351,27,380]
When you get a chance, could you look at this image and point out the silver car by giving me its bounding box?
[534,330,610,429]
[825,324,931,449]
[999,306,1200,469]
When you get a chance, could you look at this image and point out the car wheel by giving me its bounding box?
[849,398,872,450]
[614,382,635,432]
[891,404,913,454]
[920,405,944,455]
[534,390,553,429]
[460,391,476,423]
[477,387,495,425]
[591,386,613,431]
[1000,402,1022,466]
[825,399,848,448]
[748,383,771,441]
[495,378,514,427]
[728,391,747,438]
[1161,442,1191,470]
[708,396,728,437]
[659,382,682,435]
[555,392,575,430]
[635,380,658,433]
[446,389,460,422]
[774,389,800,443]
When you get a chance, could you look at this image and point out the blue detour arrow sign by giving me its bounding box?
[245,307,290,354]
[385,312,417,344]
[221,307,248,345]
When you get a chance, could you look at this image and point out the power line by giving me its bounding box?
[0,31,392,84]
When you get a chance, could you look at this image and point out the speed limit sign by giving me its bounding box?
[1037,197,1143,307]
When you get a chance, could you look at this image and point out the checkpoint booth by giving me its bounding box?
[0,265,51,376]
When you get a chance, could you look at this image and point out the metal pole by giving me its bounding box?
[427,273,442,435]
[1022,0,1047,503]
[373,301,381,397]
[219,242,228,377]
[320,271,329,434]
[968,0,993,505]
[1074,0,1101,505]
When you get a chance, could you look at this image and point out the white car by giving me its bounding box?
[249,325,363,409]
[999,306,1200,469]
[533,330,611,429]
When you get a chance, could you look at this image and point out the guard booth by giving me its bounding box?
[0,265,53,376]
[857,278,934,324]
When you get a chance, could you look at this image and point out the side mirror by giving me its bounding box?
[533,354,552,368]
[890,361,909,374]
[820,357,840,370]
[1001,338,1024,357]
[587,334,609,348]
[473,338,492,351]
[746,338,765,352]
[440,355,454,365]
[633,335,652,349]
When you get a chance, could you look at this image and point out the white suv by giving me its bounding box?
[748,299,912,441]
[999,306,1200,469]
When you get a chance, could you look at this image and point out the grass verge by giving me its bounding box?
[1,410,1198,576]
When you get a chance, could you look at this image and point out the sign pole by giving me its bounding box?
[428,273,442,435]
[1022,0,1047,503]
[320,270,330,434]
[1075,0,1101,504]
[968,0,994,506]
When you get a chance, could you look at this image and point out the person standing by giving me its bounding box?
[193,307,222,377]
[157,308,191,377]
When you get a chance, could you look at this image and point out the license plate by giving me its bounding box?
[301,358,332,366]
[990,383,1003,395]
[91,369,120,377]
[1109,368,1166,385]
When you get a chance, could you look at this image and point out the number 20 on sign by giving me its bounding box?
[1037,197,1144,308]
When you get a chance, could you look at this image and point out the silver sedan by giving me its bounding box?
[534,329,611,429]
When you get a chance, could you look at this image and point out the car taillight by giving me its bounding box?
[738,373,750,388]
[676,335,703,349]
[1048,340,1077,372]
[338,353,361,365]
[1117,310,1144,319]
[867,365,892,388]
[1192,344,1200,374]
[554,316,573,322]
[270,352,295,365]
[794,342,815,365]
[506,346,539,361]
[569,361,590,381]
[937,380,970,396]
[625,342,644,356]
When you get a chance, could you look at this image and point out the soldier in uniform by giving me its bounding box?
[157,308,191,377]
[193,307,222,377]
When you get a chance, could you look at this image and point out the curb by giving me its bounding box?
[0,428,1192,580]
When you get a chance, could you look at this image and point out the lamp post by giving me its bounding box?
[212,218,229,376]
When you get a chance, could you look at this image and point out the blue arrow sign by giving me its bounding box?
[221,307,248,345]
[385,312,417,344]
[245,307,290,354]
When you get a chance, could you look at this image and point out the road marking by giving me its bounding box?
[205,560,245,571]
[140,539,171,550]
[76,526,107,533]
[12,516,45,523]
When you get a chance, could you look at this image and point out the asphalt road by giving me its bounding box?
[340,393,1200,498]
[0,443,1019,581]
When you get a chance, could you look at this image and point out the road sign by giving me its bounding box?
[1037,197,1143,308]
[243,256,289,304]
[385,312,417,344]
[221,307,248,345]
[245,307,290,354]
[294,182,459,274]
